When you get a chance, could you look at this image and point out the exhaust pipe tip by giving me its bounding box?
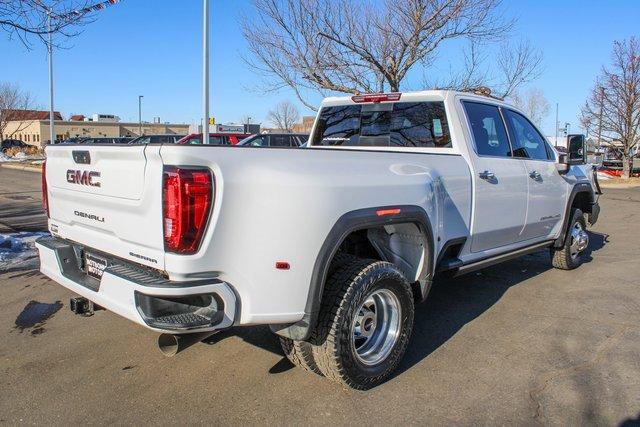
[157,331,217,357]
[158,333,180,357]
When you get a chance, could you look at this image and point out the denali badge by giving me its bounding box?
[74,210,105,222]
[67,170,101,187]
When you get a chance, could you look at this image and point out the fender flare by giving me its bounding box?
[554,182,594,248]
[270,205,435,341]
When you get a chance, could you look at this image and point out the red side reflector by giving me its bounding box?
[275,261,290,270]
[163,166,213,254]
[376,208,401,217]
[351,93,401,103]
[41,161,49,218]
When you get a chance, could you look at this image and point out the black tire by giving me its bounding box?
[311,258,414,390]
[279,336,323,375]
[551,208,588,270]
[277,252,356,376]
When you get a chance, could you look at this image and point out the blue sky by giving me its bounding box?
[2,0,639,134]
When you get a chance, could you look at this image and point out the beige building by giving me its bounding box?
[2,110,190,146]
[292,116,315,133]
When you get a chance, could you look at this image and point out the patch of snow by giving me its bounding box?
[0,151,45,163]
[0,152,15,162]
[0,232,49,272]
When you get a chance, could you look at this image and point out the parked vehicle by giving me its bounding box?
[59,137,88,144]
[177,133,251,145]
[238,133,309,147]
[37,90,601,389]
[128,135,186,144]
[80,137,134,144]
[1,138,27,153]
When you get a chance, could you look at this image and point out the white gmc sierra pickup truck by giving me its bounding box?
[37,90,600,389]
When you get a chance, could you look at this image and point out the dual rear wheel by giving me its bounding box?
[280,256,414,390]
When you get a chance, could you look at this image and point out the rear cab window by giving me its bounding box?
[311,101,451,148]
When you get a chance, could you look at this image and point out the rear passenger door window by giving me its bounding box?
[502,110,551,160]
[462,101,511,157]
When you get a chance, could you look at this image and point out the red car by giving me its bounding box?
[177,133,251,145]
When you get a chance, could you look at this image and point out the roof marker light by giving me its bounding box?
[351,93,402,103]
[376,208,401,217]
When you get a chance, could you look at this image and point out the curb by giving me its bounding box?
[0,163,43,173]
[599,182,640,189]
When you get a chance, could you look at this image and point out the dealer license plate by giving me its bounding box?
[84,252,108,280]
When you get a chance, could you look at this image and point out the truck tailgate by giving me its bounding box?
[45,145,165,270]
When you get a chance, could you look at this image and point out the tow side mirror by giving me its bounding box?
[556,153,570,174]
[568,134,587,165]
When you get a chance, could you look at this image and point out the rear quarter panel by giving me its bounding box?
[160,145,472,325]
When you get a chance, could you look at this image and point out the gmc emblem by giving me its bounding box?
[66,170,101,187]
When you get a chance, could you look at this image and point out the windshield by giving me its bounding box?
[311,101,451,148]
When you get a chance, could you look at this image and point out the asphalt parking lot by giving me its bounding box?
[1,166,639,425]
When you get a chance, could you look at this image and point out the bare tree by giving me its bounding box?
[509,87,550,128]
[426,40,543,98]
[242,0,525,110]
[267,101,300,131]
[0,0,95,48]
[0,82,37,140]
[581,37,640,179]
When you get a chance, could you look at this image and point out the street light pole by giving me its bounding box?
[202,0,210,144]
[48,10,55,144]
[554,102,559,146]
[138,95,143,136]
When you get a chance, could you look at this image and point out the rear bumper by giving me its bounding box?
[36,236,236,334]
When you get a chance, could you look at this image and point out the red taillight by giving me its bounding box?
[163,166,213,254]
[351,93,402,103]
[41,161,49,218]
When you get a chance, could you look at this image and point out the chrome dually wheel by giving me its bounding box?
[351,289,401,366]
[552,208,588,270]
[569,221,589,260]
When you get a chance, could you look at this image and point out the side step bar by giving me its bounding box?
[453,241,554,277]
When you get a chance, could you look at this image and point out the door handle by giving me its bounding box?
[479,170,495,180]
[529,171,542,181]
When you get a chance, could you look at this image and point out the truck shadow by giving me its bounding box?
[0,204,48,232]
[202,231,608,381]
[394,231,607,379]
